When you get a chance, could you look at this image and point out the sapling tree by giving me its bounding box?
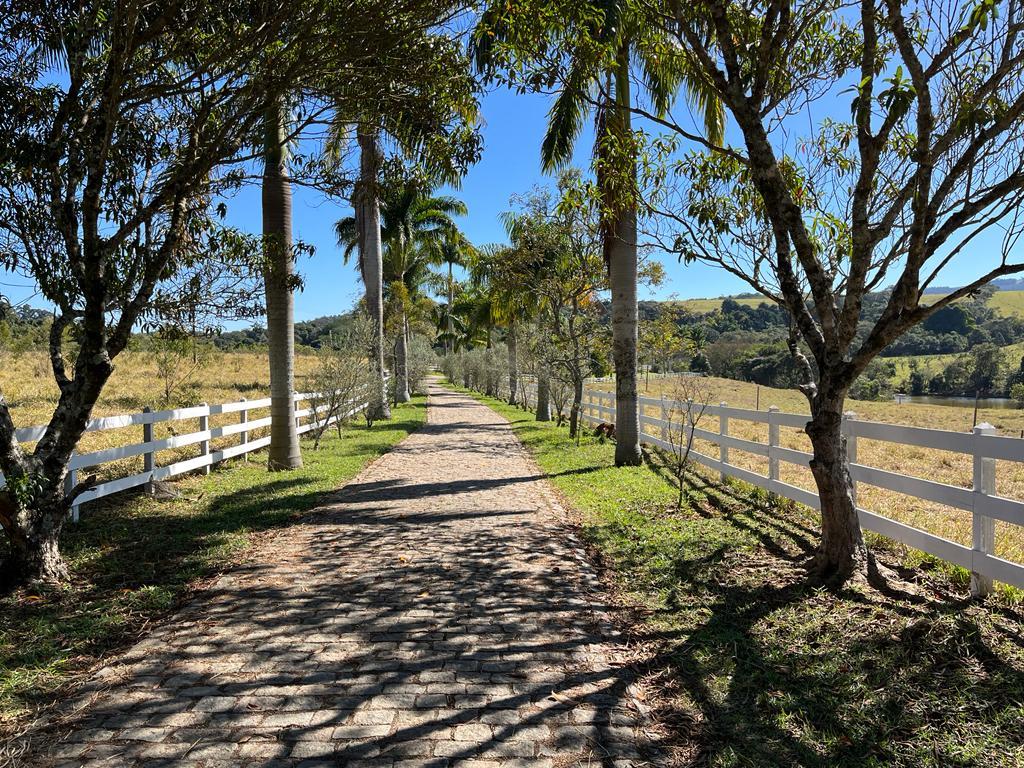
[151,332,213,407]
[663,378,711,511]
[305,316,375,449]
[642,0,1024,583]
[548,373,574,428]
[0,0,343,586]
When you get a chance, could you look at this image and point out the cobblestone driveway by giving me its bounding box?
[28,382,651,767]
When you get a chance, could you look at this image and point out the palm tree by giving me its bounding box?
[338,175,467,401]
[262,94,302,471]
[432,233,474,354]
[473,2,722,465]
[352,126,391,421]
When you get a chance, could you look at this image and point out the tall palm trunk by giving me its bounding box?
[262,94,302,471]
[606,45,642,466]
[394,312,411,402]
[447,261,455,356]
[356,126,390,420]
[507,320,518,405]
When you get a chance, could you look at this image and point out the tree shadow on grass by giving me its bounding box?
[627,471,1024,767]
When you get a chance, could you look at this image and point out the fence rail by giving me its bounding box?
[521,381,1024,594]
[1,389,371,522]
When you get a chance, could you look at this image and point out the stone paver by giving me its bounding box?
[23,381,652,767]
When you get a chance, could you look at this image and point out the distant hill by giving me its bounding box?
[213,313,357,350]
[677,288,1024,319]
[923,277,1024,294]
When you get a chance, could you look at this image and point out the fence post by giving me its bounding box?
[143,405,155,494]
[719,402,729,482]
[65,465,79,523]
[199,402,211,475]
[660,399,669,442]
[239,397,248,462]
[971,422,996,597]
[843,411,858,507]
[768,406,780,488]
[686,398,694,448]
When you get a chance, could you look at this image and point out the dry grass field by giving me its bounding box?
[989,289,1024,317]
[676,296,768,313]
[0,349,320,487]
[597,375,1024,566]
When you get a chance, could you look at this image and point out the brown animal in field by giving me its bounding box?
[594,422,616,441]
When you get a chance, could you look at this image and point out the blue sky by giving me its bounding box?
[3,83,1018,325]
[260,84,754,324]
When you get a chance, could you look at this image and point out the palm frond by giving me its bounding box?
[541,58,594,171]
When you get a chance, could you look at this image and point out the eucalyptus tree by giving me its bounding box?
[473,0,722,465]
[503,177,608,437]
[0,0,351,585]
[643,0,1024,586]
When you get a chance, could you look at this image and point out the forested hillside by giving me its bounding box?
[638,285,1024,400]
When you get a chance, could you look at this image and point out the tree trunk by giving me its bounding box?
[606,49,642,467]
[1,320,114,586]
[356,126,390,421]
[447,261,455,357]
[806,394,875,583]
[569,375,584,439]
[394,312,411,403]
[262,94,302,471]
[507,322,518,405]
[0,491,70,588]
[536,368,551,422]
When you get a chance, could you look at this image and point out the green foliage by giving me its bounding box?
[1011,382,1024,408]
[850,360,896,402]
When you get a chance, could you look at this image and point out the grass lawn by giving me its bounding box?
[0,398,425,734]
[468,390,1024,768]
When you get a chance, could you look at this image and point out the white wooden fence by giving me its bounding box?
[522,382,1024,594]
[0,389,371,522]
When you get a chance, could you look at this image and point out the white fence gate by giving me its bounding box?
[522,382,1024,594]
[0,389,371,521]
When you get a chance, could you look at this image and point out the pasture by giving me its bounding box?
[0,349,321,489]
[596,375,1024,569]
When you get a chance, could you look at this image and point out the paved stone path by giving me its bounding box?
[29,382,651,767]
